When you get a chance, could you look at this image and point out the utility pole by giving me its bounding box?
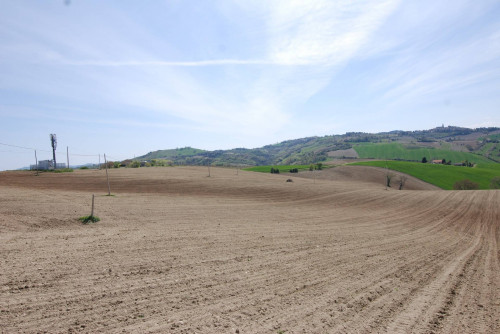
[67,146,69,168]
[104,153,111,196]
[34,150,38,176]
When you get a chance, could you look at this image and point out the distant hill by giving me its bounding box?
[135,126,500,166]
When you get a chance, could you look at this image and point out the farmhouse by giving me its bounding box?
[431,159,443,164]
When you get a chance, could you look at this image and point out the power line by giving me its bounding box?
[0,142,35,150]
[1,141,100,158]
[0,150,32,154]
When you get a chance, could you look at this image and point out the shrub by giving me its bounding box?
[270,167,280,174]
[422,157,427,163]
[79,166,89,170]
[128,161,141,168]
[453,179,479,190]
[490,176,500,189]
[102,161,114,169]
[53,168,73,173]
[79,215,100,224]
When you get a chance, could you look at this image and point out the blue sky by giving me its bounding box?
[1,0,499,170]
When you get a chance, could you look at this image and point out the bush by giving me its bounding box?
[53,168,73,173]
[422,157,427,163]
[128,161,141,168]
[453,179,479,190]
[289,168,298,173]
[102,161,114,169]
[490,176,500,189]
[79,215,100,224]
[79,166,89,170]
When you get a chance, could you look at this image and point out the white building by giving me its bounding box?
[30,160,66,170]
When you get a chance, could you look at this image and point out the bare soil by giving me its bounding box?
[1,167,499,333]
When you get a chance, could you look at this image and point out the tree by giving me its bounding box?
[386,172,394,188]
[453,179,479,190]
[398,175,408,190]
[103,161,114,169]
[316,162,323,170]
[422,157,427,163]
[442,158,446,164]
[490,176,500,189]
[129,161,140,168]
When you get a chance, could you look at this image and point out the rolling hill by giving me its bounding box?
[135,126,500,166]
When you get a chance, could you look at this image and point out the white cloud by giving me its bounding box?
[266,0,401,66]
[362,4,500,108]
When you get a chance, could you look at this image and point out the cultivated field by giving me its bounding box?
[0,167,499,333]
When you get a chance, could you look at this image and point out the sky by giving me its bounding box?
[1,0,499,170]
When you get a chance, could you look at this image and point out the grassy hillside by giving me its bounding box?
[353,143,493,164]
[132,126,500,167]
[138,147,206,160]
[350,160,500,190]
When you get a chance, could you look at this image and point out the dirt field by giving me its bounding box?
[0,167,499,333]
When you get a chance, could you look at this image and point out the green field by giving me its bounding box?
[243,165,313,173]
[353,143,493,164]
[350,160,500,190]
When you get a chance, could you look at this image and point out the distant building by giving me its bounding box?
[431,160,443,164]
[30,160,66,170]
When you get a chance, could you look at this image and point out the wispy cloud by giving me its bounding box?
[62,59,272,67]
[358,1,500,110]
[266,0,401,66]
[33,0,401,140]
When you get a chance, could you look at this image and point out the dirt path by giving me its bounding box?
[0,167,498,333]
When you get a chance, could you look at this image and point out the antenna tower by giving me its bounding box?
[50,134,57,168]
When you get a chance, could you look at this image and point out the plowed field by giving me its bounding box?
[1,167,499,333]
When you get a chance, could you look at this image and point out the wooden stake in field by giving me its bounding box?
[385,161,389,190]
[208,165,211,177]
[91,194,95,217]
[104,153,111,196]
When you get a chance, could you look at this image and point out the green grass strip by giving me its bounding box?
[350,160,500,190]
